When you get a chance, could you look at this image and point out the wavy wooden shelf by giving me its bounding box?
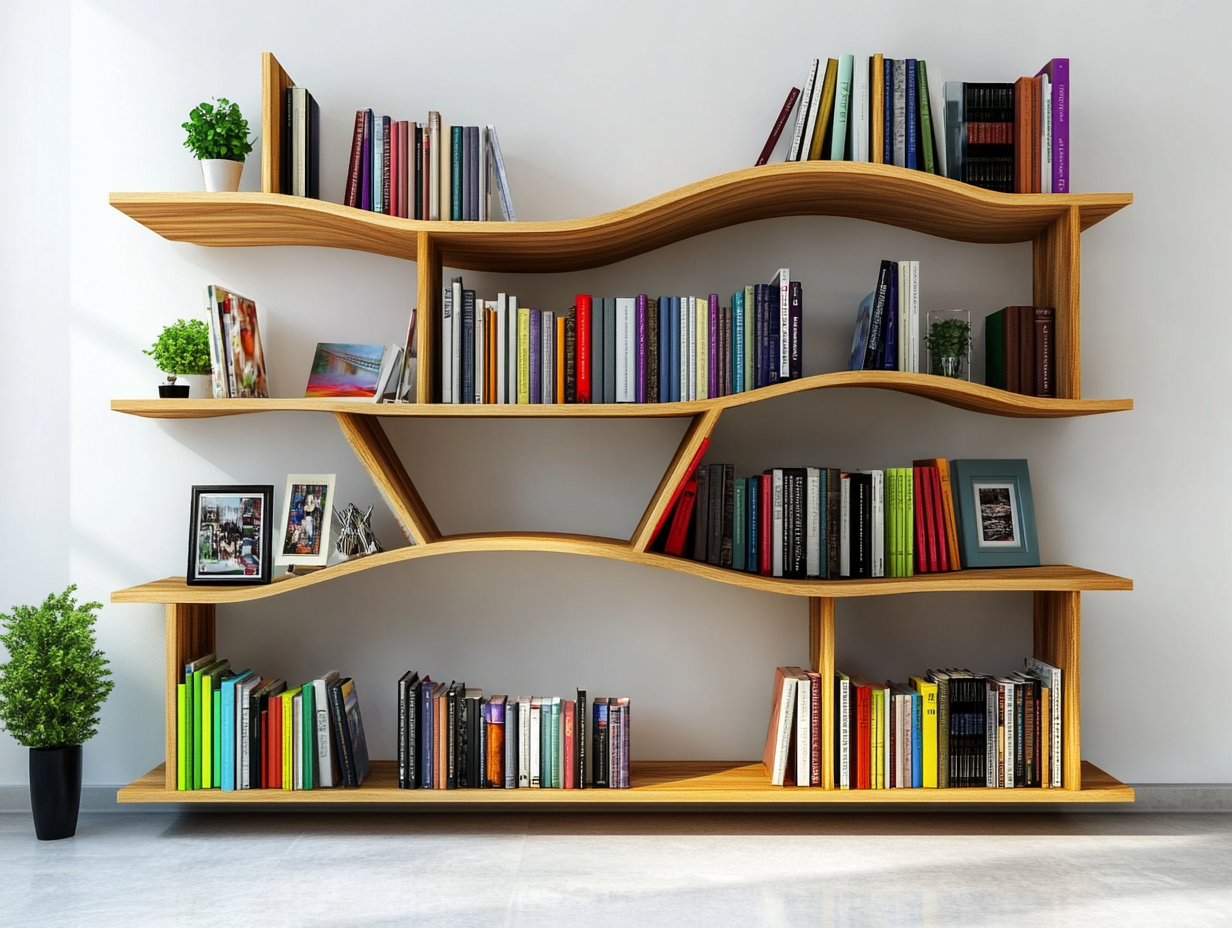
[111,372,1133,421]
[109,162,1132,273]
[111,533,1132,604]
[117,759,1133,803]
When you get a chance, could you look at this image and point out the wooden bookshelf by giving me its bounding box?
[110,52,1135,805]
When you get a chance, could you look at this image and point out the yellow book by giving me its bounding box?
[282,685,302,790]
[517,307,530,403]
[176,683,187,790]
[909,676,939,788]
[201,673,213,788]
[556,316,566,403]
[871,54,885,164]
[1040,684,1051,788]
[870,683,884,789]
[695,296,708,400]
[808,59,839,160]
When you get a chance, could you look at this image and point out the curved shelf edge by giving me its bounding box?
[109,162,1133,273]
[110,373,1133,420]
[112,532,1134,604]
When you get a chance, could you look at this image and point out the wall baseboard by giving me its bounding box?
[2,784,1232,814]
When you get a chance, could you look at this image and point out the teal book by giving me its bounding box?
[732,478,747,571]
[985,309,1006,389]
[302,683,315,789]
[830,54,854,160]
[451,125,464,220]
[540,698,552,788]
[219,669,252,791]
[732,290,745,393]
[551,698,562,788]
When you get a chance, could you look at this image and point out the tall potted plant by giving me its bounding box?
[0,587,114,840]
[146,318,212,397]
[182,97,254,192]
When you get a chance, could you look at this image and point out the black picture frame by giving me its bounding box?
[950,460,1040,569]
[186,485,275,585]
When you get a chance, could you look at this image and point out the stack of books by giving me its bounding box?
[652,456,963,579]
[344,112,514,221]
[176,654,370,791]
[204,285,270,399]
[396,675,630,789]
[848,260,920,373]
[985,306,1056,397]
[282,85,320,198]
[438,270,802,404]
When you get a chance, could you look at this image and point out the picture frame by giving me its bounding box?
[187,485,274,584]
[275,474,337,567]
[950,459,1040,569]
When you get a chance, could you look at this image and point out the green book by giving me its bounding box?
[743,285,755,393]
[551,698,562,789]
[904,468,915,575]
[199,662,230,789]
[212,688,223,788]
[917,61,938,175]
[302,683,316,789]
[451,125,463,221]
[176,684,187,790]
[985,309,1006,389]
[830,54,854,160]
[191,659,226,790]
[732,478,747,571]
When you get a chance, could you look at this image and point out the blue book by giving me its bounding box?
[732,290,745,393]
[884,266,898,369]
[669,297,681,402]
[849,291,874,371]
[883,59,893,164]
[462,290,476,404]
[219,669,252,791]
[421,678,434,788]
[882,276,898,371]
[732,478,747,571]
[747,475,760,572]
[529,310,542,404]
[910,687,922,788]
[906,61,918,170]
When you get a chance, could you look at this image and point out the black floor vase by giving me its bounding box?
[29,745,82,840]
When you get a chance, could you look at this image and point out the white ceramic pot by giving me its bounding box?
[182,374,213,398]
[201,159,243,192]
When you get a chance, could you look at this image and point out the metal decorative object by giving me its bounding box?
[333,504,383,559]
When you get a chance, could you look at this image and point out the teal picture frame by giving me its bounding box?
[950,459,1040,568]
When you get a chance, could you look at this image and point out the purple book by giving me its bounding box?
[529,310,542,404]
[636,294,647,403]
[1035,58,1069,193]
[360,110,373,211]
[707,294,719,399]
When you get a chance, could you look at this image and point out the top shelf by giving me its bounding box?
[109,162,1132,273]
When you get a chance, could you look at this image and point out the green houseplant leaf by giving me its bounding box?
[0,587,115,749]
[182,97,254,163]
[144,318,212,378]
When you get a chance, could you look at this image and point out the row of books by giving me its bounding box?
[945,60,1069,194]
[204,285,270,399]
[396,674,631,789]
[282,86,320,198]
[848,260,921,373]
[343,112,515,221]
[764,659,1062,789]
[984,306,1056,398]
[439,271,803,405]
[652,454,964,579]
[176,653,371,791]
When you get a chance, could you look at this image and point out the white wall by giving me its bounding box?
[1,0,1228,785]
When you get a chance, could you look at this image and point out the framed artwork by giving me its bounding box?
[275,474,337,567]
[187,485,274,584]
[950,459,1040,568]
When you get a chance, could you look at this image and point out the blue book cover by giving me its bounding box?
[906,61,918,170]
[747,475,760,572]
[669,297,681,402]
[421,678,434,788]
[732,478,747,571]
[462,290,476,404]
[883,60,893,165]
[658,296,670,403]
[764,285,779,384]
[529,310,542,403]
[732,290,745,393]
[882,276,898,371]
[910,688,922,788]
[849,291,874,371]
[753,284,767,387]
[219,669,252,791]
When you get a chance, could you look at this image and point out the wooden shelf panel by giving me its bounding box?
[109,162,1132,273]
[112,535,1133,604]
[117,759,1133,803]
[111,372,1133,421]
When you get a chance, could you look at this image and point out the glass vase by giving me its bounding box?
[926,309,972,381]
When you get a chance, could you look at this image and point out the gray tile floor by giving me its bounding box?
[2,811,1231,927]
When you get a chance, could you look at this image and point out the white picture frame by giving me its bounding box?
[275,474,337,567]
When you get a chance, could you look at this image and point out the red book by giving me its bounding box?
[756,87,801,167]
[920,467,939,572]
[269,694,282,790]
[760,473,773,576]
[664,480,698,556]
[390,126,400,219]
[850,676,872,790]
[576,295,592,403]
[344,110,365,209]
[913,466,931,573]
[650,438,710,545]
[928,467,949,572]
[563,700,576,789]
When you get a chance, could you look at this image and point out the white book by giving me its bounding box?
[1025,657,1063,788]
[795,672,811,786]
[892,61,906,167]
[475,304,488,404]
[529,697,542,787]
[884,687,892,790]
[1040,74,1053,194]
[870,469,884,577]
[518,696,531,787]
[615,297,635,402]
[428,112,441,220]
[371,113,384,213]
[771,469,784,577]
[452,280,463,402]
[487,124,516,221]
[897,262,910,373]
[1000,679,1015,787]
[800,63,826,161]
[373,345,403,404]
[837,673,851,789]
[291,88,307,197]
[908,261,920,373]
[313,673,340,788]
[695,296,708,400]
[504,697,517,788]
[771,269,790,380]
[769,672,797,786]
[850,56,870,162]
[496,294,508,404]
[840,474,851,577]
[788,59,820,162]
[686,296,697,401]
[679,297,689,402]
[542,310,555,404]
[806,467,822,578]
[236,675,260,789]
[441,284,454,403]
[292,691,303,790]
[986,680,1000,788]
[508,295,519,403]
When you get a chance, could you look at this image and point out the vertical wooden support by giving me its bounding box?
[165,604,215,790]
[334,412,442,544]
[260,52,294,195]
[1032,205,1082,399]
[629,408,723,551]
[1033,590,1081,790]
[416,232,441,404]
[810,596,836,789]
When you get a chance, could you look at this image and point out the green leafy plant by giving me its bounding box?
[182,97,254,162]
[926,319,972,359]
[0,587,114,749]
[145,318,211,381]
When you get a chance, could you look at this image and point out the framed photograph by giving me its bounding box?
[950,460,1040,568]
[187,485,274,584]
[275,474,337,567]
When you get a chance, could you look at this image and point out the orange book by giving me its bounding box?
[556,316,566,403]
[871,54,885,165]
[914,458,962,570]
[487,308,497,403]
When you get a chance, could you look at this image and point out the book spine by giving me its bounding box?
[1038,59,1068,193]
[450,125,463,220]
[529,310,542,404]
[771,469,784,577]
[636,294,647,403]
[788,60,820,161]
[759,473,772,576]
[593,701,610,788]
[707,294,719,399]
[1035,307,1055,398]
[789,281,802,379]
[830,55,853,160]
[382,116,391,215]
[575,295,592,403]
[647,297,660,403]
[758,86,801,166]
[892,60,906,167]
[461,291,476,405]
[603,298,616,403]
[905,61,918,170]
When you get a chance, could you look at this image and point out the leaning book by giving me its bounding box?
[205,285,269,398]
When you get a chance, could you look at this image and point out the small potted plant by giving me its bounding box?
[146,318,212,397]
[182,97,254,192]
[925,311,973,380]
[0,587,114,840]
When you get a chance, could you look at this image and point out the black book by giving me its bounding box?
[463,688,482,788]
[576,689,587,789]
[397,671,419,789]
[467,126,480,221]
[413,124,423,220]
[603,298,616,403]
[565,306,577,403]
[785,468,807,579]
[863,261,895,371]
[693,466,710,562]
[282,88,293,196]
[592,697,610,788]
[720,463,735,568]
[647,297,660,402]
[591,297,604,405]
[825,468,842,579]
[307,92,320,200]
[462,290,476,405]
[462,126,474,221]
[707,463,724,566]
[328,679,357,787]
[788,281,802,380]
[446,681,461,789]
[848,473,872,579]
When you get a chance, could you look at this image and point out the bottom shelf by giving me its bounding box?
[118,760,1134,804]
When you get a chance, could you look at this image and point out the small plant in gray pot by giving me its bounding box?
[182,97,254,192]
[146,318,211,397]
[0,587,114,840]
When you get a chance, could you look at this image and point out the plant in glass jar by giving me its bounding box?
[925,312,972,380]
